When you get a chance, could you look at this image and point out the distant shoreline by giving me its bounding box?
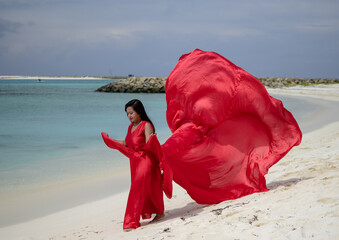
[0,76,127,80]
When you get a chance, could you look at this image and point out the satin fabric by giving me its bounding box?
[162,49,302,204]
[101,121,164,229]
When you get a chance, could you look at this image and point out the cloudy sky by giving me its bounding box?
[0,0,338,78]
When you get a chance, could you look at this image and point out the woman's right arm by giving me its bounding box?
[116,140,126,146]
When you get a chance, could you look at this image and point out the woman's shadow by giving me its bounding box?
[145,177,312,228]
[144,201,206,227]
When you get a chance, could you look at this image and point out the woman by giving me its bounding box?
[102,99,164,231]
[102,49,302,230]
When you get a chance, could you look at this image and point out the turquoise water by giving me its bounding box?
[0,79,171,194]
[0,79,314,196]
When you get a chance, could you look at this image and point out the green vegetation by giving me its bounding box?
[296,82,339,86]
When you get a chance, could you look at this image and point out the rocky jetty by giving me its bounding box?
[96,76,339,93]
[96,77,166,93]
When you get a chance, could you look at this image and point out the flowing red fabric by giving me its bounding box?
[162,49,302,204]
[101,121,164,229]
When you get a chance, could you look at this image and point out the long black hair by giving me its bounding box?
[125,99,155,131]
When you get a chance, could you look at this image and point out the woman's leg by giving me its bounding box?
[123,157,152,230]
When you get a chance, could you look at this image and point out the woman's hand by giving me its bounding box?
[117,140,126,146]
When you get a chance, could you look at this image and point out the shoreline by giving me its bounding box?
[0,85,338,239]
[269,93,339,134]
[0,76,125,80]
[0,167,130,228]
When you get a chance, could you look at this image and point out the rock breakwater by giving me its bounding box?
[96,77,339,93]
[96,77,166,93]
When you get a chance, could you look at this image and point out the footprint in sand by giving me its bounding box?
[317,197,335,204]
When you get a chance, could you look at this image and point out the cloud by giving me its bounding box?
[0,0,338,77]
[295,23,339,32]
[0,18,23,38]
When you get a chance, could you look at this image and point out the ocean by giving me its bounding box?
[0,78,321,226]
[0,78,173,196]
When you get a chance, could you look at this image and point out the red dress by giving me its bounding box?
[102,49,302,226]
[101,121,164,229]
[162,49,302,204]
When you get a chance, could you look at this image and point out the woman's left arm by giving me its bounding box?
[144,122,154,143]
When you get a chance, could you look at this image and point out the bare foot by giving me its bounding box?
[150,213,165,223]
[123,228,133,232]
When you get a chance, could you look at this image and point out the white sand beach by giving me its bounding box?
[267,84,339,101]
[0,85,338,240]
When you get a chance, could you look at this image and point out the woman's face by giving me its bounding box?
[126,106,141,124]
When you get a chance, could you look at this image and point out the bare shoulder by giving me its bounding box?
[144,122,154,134]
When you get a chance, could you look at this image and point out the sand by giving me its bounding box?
[267,84,339,101]
[0,84,338,240]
